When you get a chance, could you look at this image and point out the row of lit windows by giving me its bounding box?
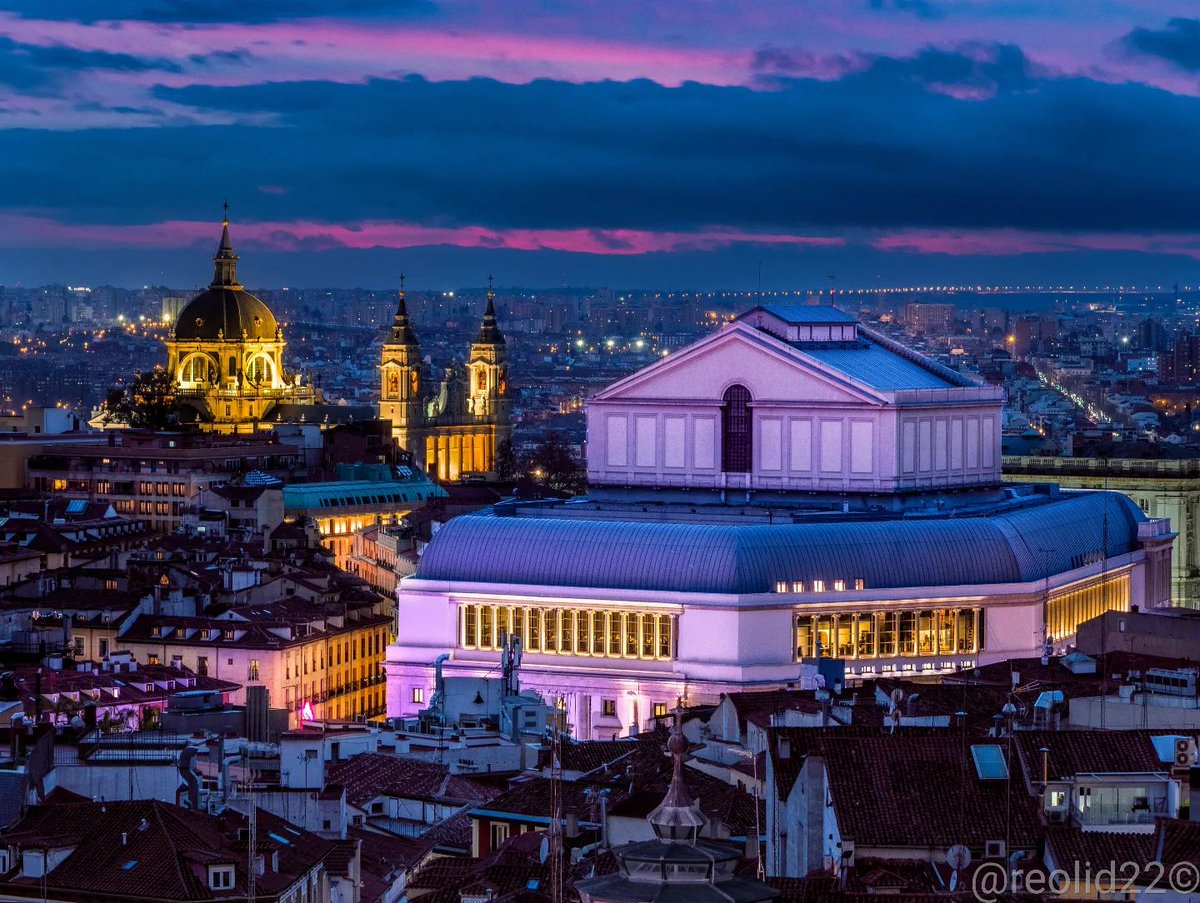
[775,578,866,594]
[282,630,388,679]
[1047,574,1129,642]
[795,608,983,660]
[135,481,189,497]
[458,603,676,661]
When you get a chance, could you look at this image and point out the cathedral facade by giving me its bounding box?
[378,281,511,482]
[165,216,318,432]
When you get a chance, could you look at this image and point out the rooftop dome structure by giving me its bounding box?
[173,212,278,342]
[575,709,778,903]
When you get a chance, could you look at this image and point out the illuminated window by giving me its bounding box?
[877,611,897,656]
[791,581,805,593]
[601,699,617,716]
[775,581,788,593]
[812,580,825,593]
[721,384,753,473]
[457,603,676,662]
[245,354,274,385]
[833,579,846,592]
[411,687,424,704]
[795,607,983,662]
[835,615,854,657]
[248,660,260,681]
[653,702,668,718]
[854,578,865,591]
[1046,574,1129,642]
[796,617,814,659]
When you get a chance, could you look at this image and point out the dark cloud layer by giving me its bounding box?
[0,36,180,91]
[1120,18,1200,72]
[3,48,1195,240]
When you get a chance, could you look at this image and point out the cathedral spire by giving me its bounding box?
[211,201,241,289]
[389,272,419,345]
[475,274,506,345]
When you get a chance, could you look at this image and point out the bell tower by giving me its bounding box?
[379,275,425,455]
[466,275,512,475]
[469,275,510,420]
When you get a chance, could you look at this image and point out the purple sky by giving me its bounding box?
[3,1,1200,289]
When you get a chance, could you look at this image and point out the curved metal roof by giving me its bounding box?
[414,492,1144,594]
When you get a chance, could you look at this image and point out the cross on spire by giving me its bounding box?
[221,198,230,225]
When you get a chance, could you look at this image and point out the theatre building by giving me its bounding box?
[385,306,1175,738]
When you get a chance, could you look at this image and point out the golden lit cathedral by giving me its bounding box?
[379,276,512,481]
[165,211,318,432]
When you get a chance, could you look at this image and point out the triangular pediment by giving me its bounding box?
[592,323,888,406]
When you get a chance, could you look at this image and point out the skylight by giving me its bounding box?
[122,860,138,871]
[970,744,1009,781]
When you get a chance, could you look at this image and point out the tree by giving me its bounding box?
[494,439,521,481]
[526,433,586,495]
[105,366,181,430]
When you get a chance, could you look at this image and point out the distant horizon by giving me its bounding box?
[5,241,1200,298]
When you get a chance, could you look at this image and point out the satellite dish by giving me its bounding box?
[947,843,972,871]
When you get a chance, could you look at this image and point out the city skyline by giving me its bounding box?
[5,2,1200,286]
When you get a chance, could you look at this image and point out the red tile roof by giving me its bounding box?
[1013,729,1183,782]
[818,735,1041,849]
[326,752,502,808]
[0,799,333,902]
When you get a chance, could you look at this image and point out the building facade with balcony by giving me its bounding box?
[113,597,391,727]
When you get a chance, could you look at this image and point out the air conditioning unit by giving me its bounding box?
[984,840,1007,860]
[1174,738,1196,769]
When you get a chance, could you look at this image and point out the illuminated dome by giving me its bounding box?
[174,288,277,342]
[173,214,278,342]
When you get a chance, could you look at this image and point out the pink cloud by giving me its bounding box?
[0,214,843,256]
[0,14,753,89]
[873,228,1200,259]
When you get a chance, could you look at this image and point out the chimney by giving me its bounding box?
[778,736,791,760]
[121,832,127,846]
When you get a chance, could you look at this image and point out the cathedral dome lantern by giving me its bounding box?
[173,207,278,343]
